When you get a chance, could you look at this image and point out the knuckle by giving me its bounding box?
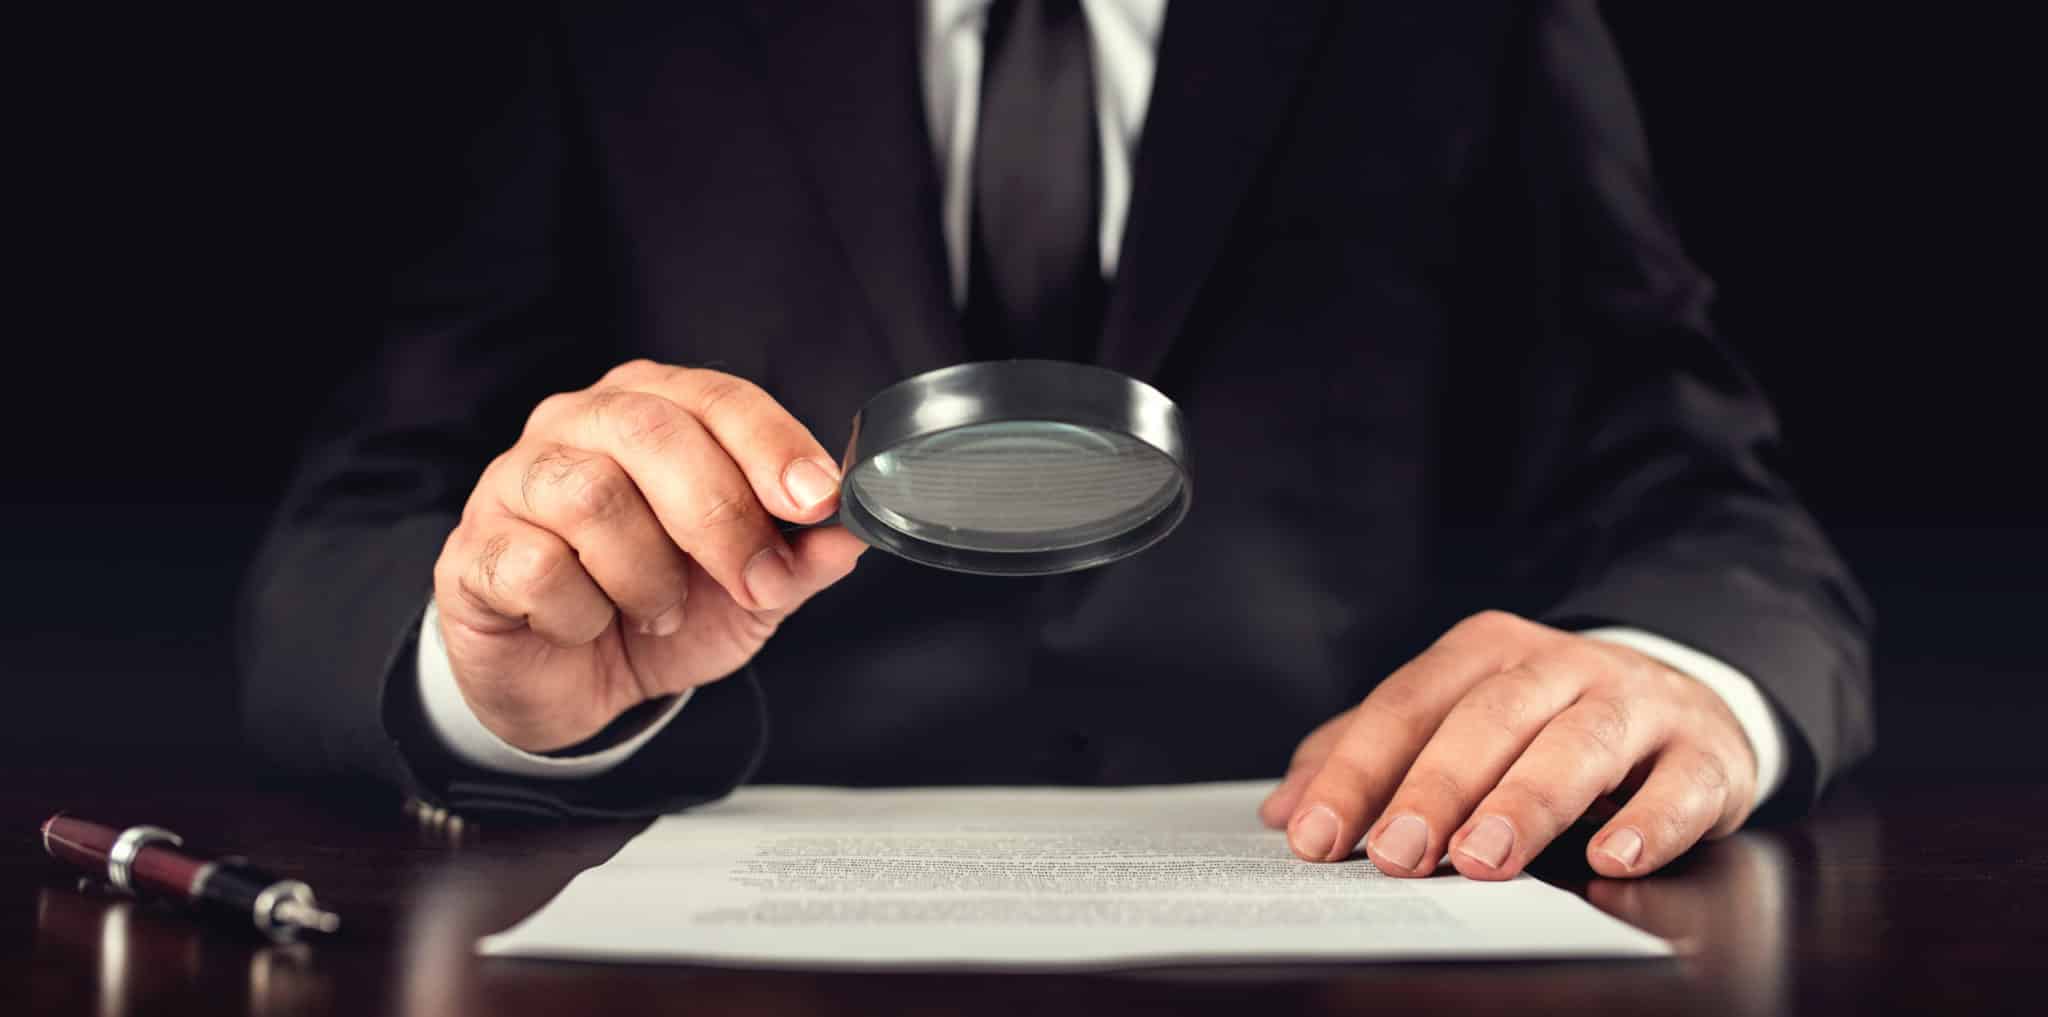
[472,531,513,597]
[1684,748,1732,796]
[604,358,664,385]
[1542,642,1614,684]
[1470,669,1542,734]
[1590,639,1662,687]
[1564,697,1631,759]
[1391,706,1442,750]
[690,486,755,533]
[596,390,685,452]
[1454,609,1525,641]
[529,451,633,528]
[484,534,567,600]
[686,371,761,420]
[1368,675,1430,715]
[565,463,634,526]
[525,392,580,436]
[1500,777,1572,831]
[517,446,575,509]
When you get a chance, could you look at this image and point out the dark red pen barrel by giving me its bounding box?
[41,816,117,875]
[42,814,333,942]
[130,843,211,898]
[43,816,210,898]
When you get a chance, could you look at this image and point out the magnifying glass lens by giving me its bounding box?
[848,421,1183,553]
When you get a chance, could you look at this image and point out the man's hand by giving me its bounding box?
[1260,612,1759,880]
[432,360,867,752]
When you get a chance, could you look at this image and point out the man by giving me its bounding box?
[241,1,1872,881]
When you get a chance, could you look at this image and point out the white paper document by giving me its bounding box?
[480,781,1669,969]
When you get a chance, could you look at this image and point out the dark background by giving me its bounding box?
[6,7,2038,783]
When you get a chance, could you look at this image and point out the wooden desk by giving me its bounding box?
[5,768,2040,1016]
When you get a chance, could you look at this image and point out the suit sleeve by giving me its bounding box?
[234,12,764,820]
[1448,0,1876,813]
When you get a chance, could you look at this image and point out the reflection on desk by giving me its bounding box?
[6,771,2039,1017]
[34,886,332,1017]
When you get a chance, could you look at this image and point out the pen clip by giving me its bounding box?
[107,825,182,895]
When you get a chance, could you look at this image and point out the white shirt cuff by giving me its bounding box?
[1579,626,1789,808]
[416,599,691,779]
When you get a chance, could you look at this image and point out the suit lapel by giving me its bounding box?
[739,2,1331,382]
[742,2,965,376]
[1097,2,1332,382]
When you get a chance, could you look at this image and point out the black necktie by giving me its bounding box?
[963,0,1105,362]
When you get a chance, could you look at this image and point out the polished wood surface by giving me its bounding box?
[5,766,2041,1016]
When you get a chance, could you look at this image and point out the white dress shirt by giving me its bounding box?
[416,0,1790,806]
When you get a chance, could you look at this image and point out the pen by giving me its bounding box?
[40,814,340,943]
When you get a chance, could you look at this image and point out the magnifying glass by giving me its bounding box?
[820,360,1191,576]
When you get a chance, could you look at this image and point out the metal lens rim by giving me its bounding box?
[837,360,1193,575]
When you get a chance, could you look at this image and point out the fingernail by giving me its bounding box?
[644,603,686,637]
[1599,827,1644,870]
[1375,813,1430,872]
[1290,805,1342,861]
[1457,815,1515,869]
[783,458,840,511]
[744,546,800,609]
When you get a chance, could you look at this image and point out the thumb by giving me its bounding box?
[764,524,868,619]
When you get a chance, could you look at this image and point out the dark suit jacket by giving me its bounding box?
[239,1,1874,821]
